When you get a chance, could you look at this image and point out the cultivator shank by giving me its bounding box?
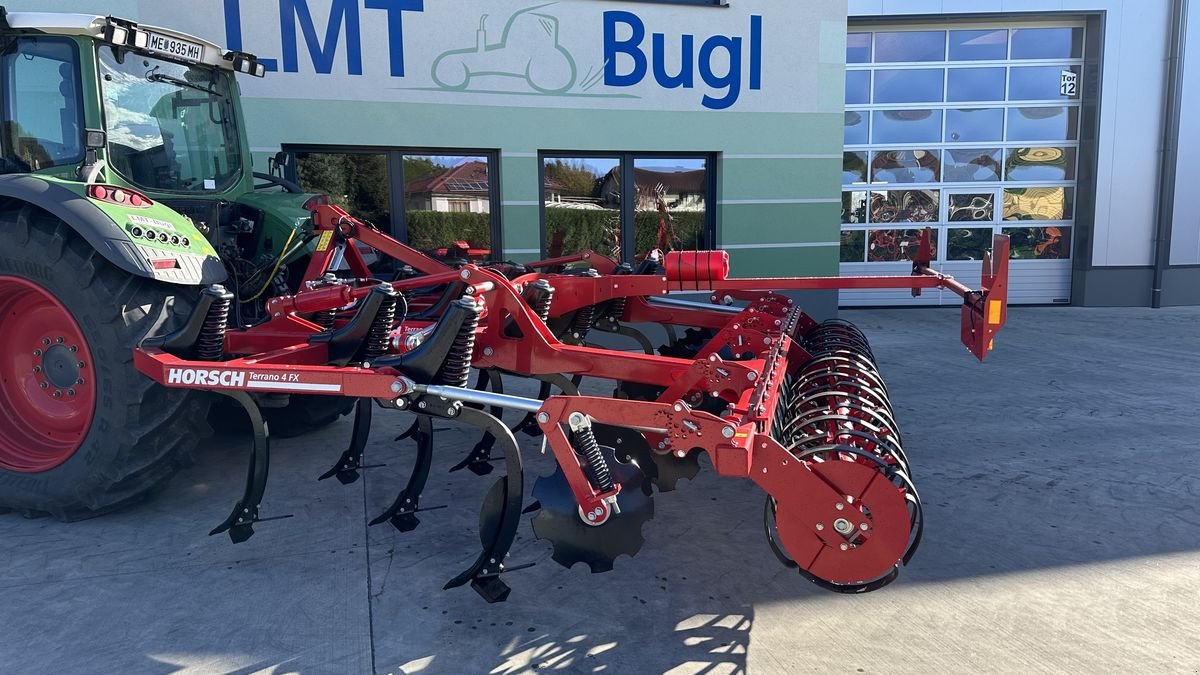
[134,205,1010,601]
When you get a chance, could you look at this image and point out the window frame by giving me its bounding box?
[537,150,719,264]
[281,144,503,260]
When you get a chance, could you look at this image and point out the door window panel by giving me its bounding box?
[872,109,942,144]
[1010,28,1083,60]
[1005,147,1077,182]
[946,108,1004,143]
[841,230,866,262]
[874,31,946,62]
[296,152,392,232]
[842,191,867,224]
[1004,226,1072,259]
[845,70,871,105]
[943,148,1003,182]
[871,149,940,184]
[633,158,709,254]
[1007,107,1079,141]
[949,29,1008,61]
[947,228,996,260]
[2,38,83,170]
[403,154,492,257]
[542,157,621,258]
[847,33,872,64]
[1003,187,1074,221]
[873,69,944,104]
[843,152,868,185]
[1009,66,1081,100]
[867,228,939,261]
[870,189,939,223]
[948,193,996,222]
[947,68,1006,102]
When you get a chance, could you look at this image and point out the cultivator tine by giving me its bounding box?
[318,398,383,484]
[209,390,292,543]
[449,370,505,475]
[369,415,439,532]
[442,406,528,603]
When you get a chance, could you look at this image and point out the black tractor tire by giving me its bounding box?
[209,394,355,439]
[0,205,210,520]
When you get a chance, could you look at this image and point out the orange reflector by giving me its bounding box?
[988,339,994,351]
[150,259,178,270]
[987,299,1002,325]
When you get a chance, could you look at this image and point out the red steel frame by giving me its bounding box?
[133,205,1010,581]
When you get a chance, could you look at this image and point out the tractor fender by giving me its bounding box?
[0,175,226,286]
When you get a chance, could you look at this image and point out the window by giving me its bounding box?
[1,37,84,171]
[287,147,500,264]
[540,153,714,262]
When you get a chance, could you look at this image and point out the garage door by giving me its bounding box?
[840,22,1085,306]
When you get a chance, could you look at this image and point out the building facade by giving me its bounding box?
[18,0,1197,306]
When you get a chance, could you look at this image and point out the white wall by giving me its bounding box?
[1170,0,1199,266]
[850,0,1176,269]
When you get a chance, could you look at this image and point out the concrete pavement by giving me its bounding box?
[2,306,1199,674]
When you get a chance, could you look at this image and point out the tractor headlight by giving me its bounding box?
[224,51,267,78]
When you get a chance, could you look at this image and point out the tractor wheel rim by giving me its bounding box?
[0,276,96,472]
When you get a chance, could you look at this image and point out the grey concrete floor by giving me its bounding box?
[2,306,1200,674]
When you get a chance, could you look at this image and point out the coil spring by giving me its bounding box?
[436,297,480,387]
[312,309,336,331]
[528,280,554,323]
[360,294,398,363]
[606,296,627,322]
[573,421,614,492]
[196,288,232,361]
[569,304,595,342]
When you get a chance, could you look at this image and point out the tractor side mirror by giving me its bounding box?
[84,129,106,149]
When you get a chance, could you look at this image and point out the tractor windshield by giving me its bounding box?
[99,48,242,193]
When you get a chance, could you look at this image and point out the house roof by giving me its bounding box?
[407,160,566,194]
[598,167,708,194]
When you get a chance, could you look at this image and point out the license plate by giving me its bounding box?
[145,32,204,62]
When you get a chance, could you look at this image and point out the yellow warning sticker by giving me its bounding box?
[988,299,1002,325]
[316,230,333,252]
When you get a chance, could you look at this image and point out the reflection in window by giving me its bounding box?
[1003,187,1074,221]
[947,228,995,260]
[868,228,938,261]
[1005,147,1076,182]
[842,191,867,224]
[870,190,939,223]
[845,111,869,145]
[845,70,870,105]
[874,31,946,62]
[404,154,492,257]
[1004,226,1072,259]
[1010,66,1081,100]
[946,108,1004,143]
[633,158,709,254]
[1010,28,1083,60]
[841,230,866,262]
[873,69,944,104]
[872,109,942,144]
[5,38,83,171]
[948,193,995,222]
[847,33,872,63]
[843,152,868,185]
[947,68,1006,102]
[871,149,940,184]
[296,152,392,233]
[944,148,1002,182]
[1007,107,1079,141]
[949,29,1008,61]
[542,157,620,258]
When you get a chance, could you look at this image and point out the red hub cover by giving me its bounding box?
[0,276,96,472]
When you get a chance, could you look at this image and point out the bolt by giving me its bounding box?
[586,512,596,522]
[76,378,85,385]
[460,269,471,280]
[77,362,86,369]
[55,337,64,344]
[815,523,825,531]
[417,401,427,409]
[833,518,854,535]
[673,403,684,412]
[32,366,41,373]
[568,412,587,427]
[536,412,550,424]
[67,390,75,397]
[835,503,845,511]
[860,522,869,531]
[483,347,494,356]
[839,543,849,551]
[69,345,77,352]
[721,426,735,439]
[41,338,50,346]
[52,390,62,398]
[446,408,456,417]
[33,349,41,357]
[763,337,772,346]
[657,441,666,450]
[675,450,686,458]
[39,382,48,389]
[747,372,757,382]
[390,382,402,393]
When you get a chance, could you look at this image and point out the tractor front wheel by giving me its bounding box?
[0,207,209,520]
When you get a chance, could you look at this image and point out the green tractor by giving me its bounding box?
[0,9,350,519]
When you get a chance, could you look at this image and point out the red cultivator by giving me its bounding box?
[134,205,1010,602]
